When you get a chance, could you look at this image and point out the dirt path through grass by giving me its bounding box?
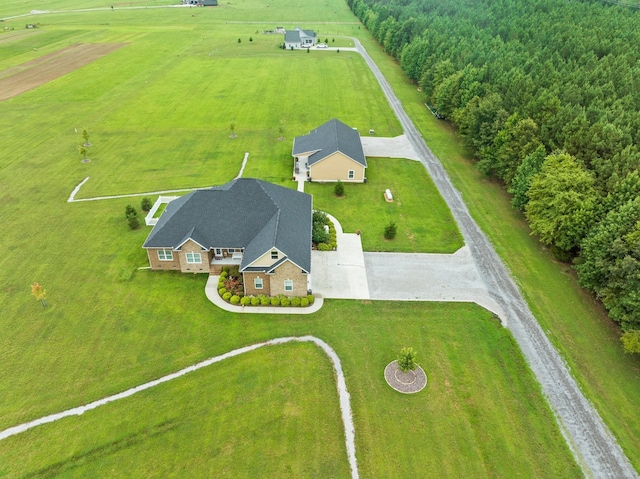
[0,336,359,479]
[351,37,638,479]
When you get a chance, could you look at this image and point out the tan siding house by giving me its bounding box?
[292,118,368,183]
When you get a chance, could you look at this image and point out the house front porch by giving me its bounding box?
[210,251,243,274]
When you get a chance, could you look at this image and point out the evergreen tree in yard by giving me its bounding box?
[125,204,137,217]
[397,347,417,371]
[141,197,152,212]
[334,180,344,196]
[384,221,397,240]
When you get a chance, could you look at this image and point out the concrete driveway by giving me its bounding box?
[311,214,370,300]
[364,247,504,318]
[360,135,421,161]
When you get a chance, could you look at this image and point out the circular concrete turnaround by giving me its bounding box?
[384,360,427,394]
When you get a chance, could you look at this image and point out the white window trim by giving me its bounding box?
[186,252,202,264]
[157,249,173,261]
[254,277,263,289]
[348,170,355,179]
[284,279,293,292]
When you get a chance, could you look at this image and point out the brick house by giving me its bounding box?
[143,178,312,297]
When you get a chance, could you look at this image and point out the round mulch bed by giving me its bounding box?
[81,159,91,163]
[384,360,427,394]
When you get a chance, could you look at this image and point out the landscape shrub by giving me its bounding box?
[230,295,240,305]
[312,222,330,244]
[270,296,280,306]
[281,297,290,307]
[318,243,332,251]
[222,292,232,301]
[251,296,260,306]
[223,275,243,296]
[260,295,270,306]
[220,271,228,278]
[218,287,227,296]
[218,280,225,289]
[384,221,398,240]
[306,294,315,304]
[291,297,301,307]
[125,205,137,217]
[334,180,344,196]
[241,296,251,306]
[300,298,309,307]
[141,197,152,212]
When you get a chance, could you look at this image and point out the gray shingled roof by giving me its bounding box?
[292,118,367,167]
[284,30,301,43]
[143,178,312,273]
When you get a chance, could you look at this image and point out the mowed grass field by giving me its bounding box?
[0,1,582,477]
[308,158,462,252]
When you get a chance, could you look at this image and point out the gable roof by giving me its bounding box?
[292,118,367,168]
[284,28,316,44]
[143,178,312,273]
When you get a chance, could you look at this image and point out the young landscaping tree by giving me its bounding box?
[384,221,397,239]
[229,122,237,138]
[397,347,417,372]
[325,37,329,43]
[249,36,253,42]
[334,180,344,196]
[77,145,88,161]
[337,48,340,53]
[125,204,137,217]
[307,47,310,53]
[127,214,140,230]
[31,282,47,308]
[82,127,91,146]
[237,38,241,43]
[141,197,152,212]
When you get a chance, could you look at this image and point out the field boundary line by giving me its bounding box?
[0,336,359,479]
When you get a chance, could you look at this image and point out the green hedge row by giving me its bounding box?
[218,290,315,308]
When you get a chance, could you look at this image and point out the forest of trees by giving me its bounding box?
[347,0,640,351]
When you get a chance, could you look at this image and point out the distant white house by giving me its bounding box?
[284,27,317,49]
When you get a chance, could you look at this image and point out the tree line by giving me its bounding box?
[348,0,640,352]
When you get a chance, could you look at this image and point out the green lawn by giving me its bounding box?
[307,158,463,253]
[0,296,580,478]
[0,0,600,477]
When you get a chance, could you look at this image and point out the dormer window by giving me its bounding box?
[271,250,278,260]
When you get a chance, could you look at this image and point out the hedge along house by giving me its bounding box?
[284,27,317,49]
[143,178,312,297]
[292,118,367,182]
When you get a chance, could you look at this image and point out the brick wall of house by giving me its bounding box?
[242,272,271,296]
[178,240,210,273]
[269,260,308,297]
[147,248,181,271]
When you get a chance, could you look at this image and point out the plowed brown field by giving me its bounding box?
[0,43,127,101]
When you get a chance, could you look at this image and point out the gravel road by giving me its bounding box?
[353,37,638,478]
